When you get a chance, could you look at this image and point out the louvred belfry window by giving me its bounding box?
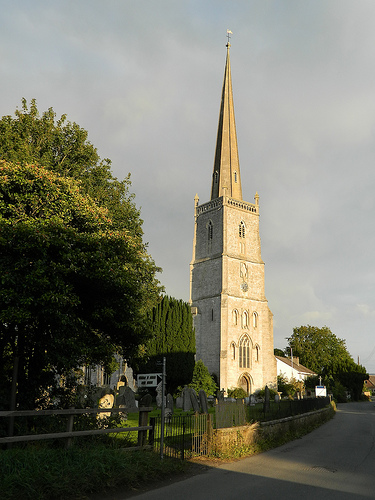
[208,220,213,240]
[239,221,245,238]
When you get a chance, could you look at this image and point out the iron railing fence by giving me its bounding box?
[150,397,331,459]
[150,413,213,460]
[247,396,331,422]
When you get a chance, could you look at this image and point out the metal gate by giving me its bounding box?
[150,413,212,460]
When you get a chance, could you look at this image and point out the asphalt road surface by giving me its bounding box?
[129,401,375,500]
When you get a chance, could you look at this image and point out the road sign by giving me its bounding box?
[137,373,162,387]
[315,385,327,397]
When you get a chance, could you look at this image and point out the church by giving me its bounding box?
[189,40,277,395]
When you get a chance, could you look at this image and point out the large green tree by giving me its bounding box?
[134,296,196,393]
[0,98,141,236]
[287,325,368,401]
[0,161,161,408]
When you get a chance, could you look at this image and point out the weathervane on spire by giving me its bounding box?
[226,29,233,47]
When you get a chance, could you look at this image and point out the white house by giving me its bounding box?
[275,356,316,382]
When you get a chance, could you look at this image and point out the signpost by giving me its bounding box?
[316,376,327,397]
[160,357,166,460]
[137,373,162,388]
[315,385,327,397]
[137,359,166,459]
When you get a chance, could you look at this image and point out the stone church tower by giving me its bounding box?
[190,42,277,394]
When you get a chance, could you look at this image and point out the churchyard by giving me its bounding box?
[0,385,335,500]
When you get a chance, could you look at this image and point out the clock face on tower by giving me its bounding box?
[240,282,248,292]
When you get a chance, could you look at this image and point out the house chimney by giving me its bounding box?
[294,357,299,366]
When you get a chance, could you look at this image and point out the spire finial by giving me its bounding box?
[226,29,232,48]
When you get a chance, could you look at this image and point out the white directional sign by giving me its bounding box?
[315,385,327,397]
[137,373,162,387]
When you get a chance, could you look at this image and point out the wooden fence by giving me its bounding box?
[0,406,153,448]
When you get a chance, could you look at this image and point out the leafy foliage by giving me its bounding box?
[255,386,278,399]
[277,374,304,398]
[286,325,368,401]
[274,348,285,357]
[227,387,248,399]
[134,296,195,393]
[189,360,217,396]
[0,162,161,408]
[0,99,142,236]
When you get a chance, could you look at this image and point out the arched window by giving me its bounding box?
[239,221,245,238]
[242,310,249,329]
[230,342,236,360]
[207,220,213,241]
[255,344,260,362]
[253,312,258,328]
[239,336,251,368]
[232,309,238,326]
[234,171,238,183]
[240,262,247,278]
[214,171,219,184]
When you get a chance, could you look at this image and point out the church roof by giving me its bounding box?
[211,42,243,201]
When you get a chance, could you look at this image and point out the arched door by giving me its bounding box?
[239,374,252,395]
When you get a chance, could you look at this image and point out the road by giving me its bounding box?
[128,401,375,500]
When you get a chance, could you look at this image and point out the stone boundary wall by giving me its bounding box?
[211,404,335,456]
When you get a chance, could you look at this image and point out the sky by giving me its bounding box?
[1,0,375,373]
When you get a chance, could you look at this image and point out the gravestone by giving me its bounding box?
[263,385,270,413]
[199,389,209,414]
[123,386,136,408]
[98,392,114,419]
[182,386,192,411]
[76,385,87,407]
[216,389,224,402]
[156,381,164,408]
[249,394,256,406]
[113,387,128,422]
[115,385,126,407]
[176,396,183,409]
[139,393,152,407]
[93,387,105,405]
[166,393,174,414]
[190,388,200,413]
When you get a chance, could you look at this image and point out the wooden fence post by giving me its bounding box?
[138,409,148,447]
[65,408,74,449]
[148,417,155,447]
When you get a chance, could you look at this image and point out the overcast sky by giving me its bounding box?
[1,0,375,373]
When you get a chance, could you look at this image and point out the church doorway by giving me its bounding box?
[239,374,252,395]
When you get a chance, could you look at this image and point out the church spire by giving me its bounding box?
[211,37,242,201]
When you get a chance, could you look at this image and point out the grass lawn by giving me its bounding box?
[0,443,190,500]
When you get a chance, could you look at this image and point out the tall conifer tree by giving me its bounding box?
[135,296,195,392]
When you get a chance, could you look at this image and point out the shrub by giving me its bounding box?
[227,387,248,399]
[189,360,217,396]
[255,386,278,400]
